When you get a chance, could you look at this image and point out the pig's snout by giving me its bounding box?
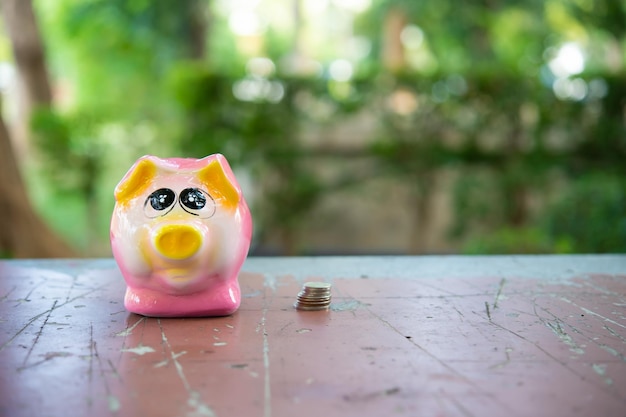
[154,224,202,260]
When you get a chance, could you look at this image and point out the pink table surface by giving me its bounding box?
[0,256,625,417]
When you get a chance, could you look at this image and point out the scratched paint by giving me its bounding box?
[560,296,626,330]
[593,363,607,375]
[157,319,217,417]
[187,391,215,417]
[259,278,273,417]
[605,326,626,343]
[154,351,187,368]
[331,299,362,311]
[545,320,585,355]
[598,344,625,362]
[592,364,614,386]
[121,344,155,355]
[263,273,278,292]
[107,396,121,412]
[492,278,507,309]
[115,317,145,337]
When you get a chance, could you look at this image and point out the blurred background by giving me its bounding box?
[0,0,625,258]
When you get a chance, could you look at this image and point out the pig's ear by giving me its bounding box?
[198,155,240,211]
[114,156,157,204]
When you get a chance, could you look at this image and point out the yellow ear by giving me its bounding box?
[198,159,240,211]
[114,158,157,204]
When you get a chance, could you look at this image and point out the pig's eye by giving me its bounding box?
[179,188,215,218]
[144,188,176,217]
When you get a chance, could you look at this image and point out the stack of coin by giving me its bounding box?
[294,282,332,311]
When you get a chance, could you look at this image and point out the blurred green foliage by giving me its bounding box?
[544,174,626,253]
[23,0,626,254]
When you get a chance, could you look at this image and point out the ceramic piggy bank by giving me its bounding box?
[110,154,252,317]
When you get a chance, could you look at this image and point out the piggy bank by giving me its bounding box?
[110,154,252,317]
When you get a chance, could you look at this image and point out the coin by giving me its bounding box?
[294,281,332,311]
[303,282,331,289]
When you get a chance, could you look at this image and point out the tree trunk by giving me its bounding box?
[0,0,74,257]
[186,0,208,60]
[408,173,434,254]
[1,0,52,109]
[382,7,407,72]
[505,112,528,227]
[0,106,74,257]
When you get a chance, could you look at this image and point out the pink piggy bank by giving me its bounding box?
[110,154,252,317]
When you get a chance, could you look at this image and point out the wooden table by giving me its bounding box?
[1,256,625,417]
